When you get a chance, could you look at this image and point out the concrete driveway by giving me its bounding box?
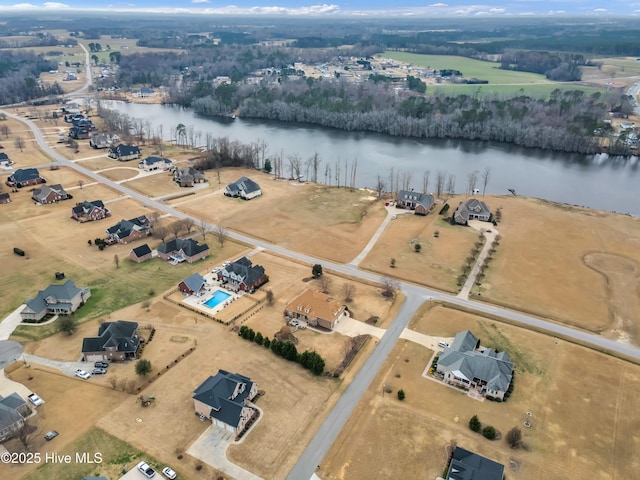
[332,316,386,339]
[187,425,262,480]
[22,353,94,378]
[0,304,26,340]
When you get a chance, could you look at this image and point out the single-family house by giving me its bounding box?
[106,216,151,244]
[129,244,153,263]
[0,152,13,167]
[20,279,91,322]
[178,273,207,295]
[133,87,156,98]
[396,190,434,216]
[71,200,111,222]
[32,184,70,204]
[81,320,140,362]
[436,330,513,400]
[63,72,77,81]
[224,177,262,200]
[193,370,258,436]
[284,289,346,330]
[89,133,110,149]
[157,238,209,263]
[108,144,141,161]
[138,156,173,172]
[0,393,29,442]
[174,167,205,187]
[0,192,10,204]
[446,446,505,480]
[6,168,46,188]
[454,198,491,225]
[216,257,268,292]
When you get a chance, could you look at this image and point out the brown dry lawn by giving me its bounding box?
[97,167,141,182]
[321,304,640,480]
[124,169,198,197]
[476,196,640,345]
[362,199,479,292]
[173,167,387,263]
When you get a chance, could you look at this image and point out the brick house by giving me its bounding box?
[106,216,151,244]
[173,167,205,187]
[71,200,111,222]
[81,320,140,362]
[284,289,346,330]
[396,190,434,216]
[157,238,209,263]
[6,168,46,188]
[216,257,268,292]
[178,273,206,295]
[32,184,70,204]
[129,244,153,263]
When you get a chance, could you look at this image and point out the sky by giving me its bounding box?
[0,1,638,16]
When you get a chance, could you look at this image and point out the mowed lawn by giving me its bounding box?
[382,51,550,84]
[321,304,640,480]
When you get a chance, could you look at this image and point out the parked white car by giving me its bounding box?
[137,461,156,478]
[74,369,91,380]
[162,466,177,479]
[28,393,44,406]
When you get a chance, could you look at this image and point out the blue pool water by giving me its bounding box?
[203,290,232,308]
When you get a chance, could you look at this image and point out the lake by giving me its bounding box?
[104,101,640,216]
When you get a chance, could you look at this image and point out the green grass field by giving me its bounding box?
[428,83,604,98]
[382,51,551,84]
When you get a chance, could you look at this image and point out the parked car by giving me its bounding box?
[74,369,91,379]
[162,466,177,479]
[92,368,107,375]
[137,461,156,478]
[438,341,449,349]
[44,430,59,441]
[28,393,44,406]
[94,361,109,368]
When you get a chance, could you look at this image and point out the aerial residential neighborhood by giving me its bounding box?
[0,11,639,480]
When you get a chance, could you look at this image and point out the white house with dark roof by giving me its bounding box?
[81,320,140,362]
[108,144,141,161]
[436,330,513,400]
[20,279,91,322]
[0,393,29,442]
[193,370,258,436]
[396,190,434,216]
[224,177,262,200]
[454,198,491,225]
[216,257,268,292]
[138,156,173,172]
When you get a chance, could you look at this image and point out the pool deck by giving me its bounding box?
[181,274,242,316]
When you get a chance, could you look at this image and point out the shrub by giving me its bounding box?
[254,332,264,345]
[506,427,523,449]
[482,425,496,440]
[397,389,405,401]
[469,415,481,432]
[414,243,421,253]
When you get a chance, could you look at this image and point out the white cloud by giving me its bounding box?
[489,8,506,13]
[11,3,37,8]
[191,0,210,3]
[44,2,70,7]
[593,8,608,12]
[428,3,448,6]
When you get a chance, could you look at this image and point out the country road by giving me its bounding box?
[3,47,640,480]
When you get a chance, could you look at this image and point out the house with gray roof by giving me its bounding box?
[138,156,173,172]
[157,238,209,264]
[396,190,434,216]
[6,168,46,188]
[193,370,258,436]
[173,167,205,187]
[71,200,110,222]
[0,393,29,442]
[224,177,262,200]
[106,215,151,244]
[108,144,141,161]
[20,279,91,322]
[216,256,268,292]
[32,183,70,204]
[81,320,140,362]
[454,198,491,225]
[436,330,513,400]
[178,273,207,295]
[447,447,504,480]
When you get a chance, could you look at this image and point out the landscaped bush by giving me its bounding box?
[469,415,481,432]
[482,425,497,440]
[439,203,450,215]
[397,389,405,400]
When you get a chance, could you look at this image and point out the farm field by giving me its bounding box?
[361,200,479,293]
[430,83,603,98]
[475,196,640,346]
[321,304,640,480]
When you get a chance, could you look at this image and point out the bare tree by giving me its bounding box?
[148,211,160,227]
[77,179,84,189]
[114,254,120,268]
[288,153,302,180]
[154,226,168,243]
[446,174,456,197]
[481,166,492,196]
[436,171,446,198]
[311,152,321,183]
[17,418,38,451]
[388,166,395,194]
[423,170,430,194]
[0,124,10,138]
[215,161,222,185]
[381,277,399,298]
[466,171,479,196]
[265,289,274,306]
[343,282,355,302]
[169,220,183,238]
[320,275,331,294]
[214,224,228,247]
[506,427,523,449]
[197,219,210,241]
[401,171,413,191]
[375,175,385,199]
[182,217,195,234]
[14,136,25,152]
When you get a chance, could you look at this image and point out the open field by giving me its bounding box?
[174,168,387,263]
[381,52,551,84]
[97,167,141,182]
[321,304,640,480]
[475,196,640,345]
[361,201,479,292]
[430,83,604,98]
[582,56,640,88]
[124,169,201,197]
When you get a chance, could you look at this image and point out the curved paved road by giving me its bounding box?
[4,53,640,480]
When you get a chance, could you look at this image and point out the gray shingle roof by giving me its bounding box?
[82,320,139,354]
[23,279,85,317]
[454,198,491,224]
[181,273,206,294]
[72,200,106,216]
[225,177,261,196]
[397,190,434,209]
[158,238,209,257]
[220,256,265,287]
[193,370,255,428]
[10,168,41,183]
[106,216,150,239]
[32,184,68,203]
[448,447,505,480]
[0,393,26,410]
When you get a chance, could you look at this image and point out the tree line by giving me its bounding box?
[0,51,62,105]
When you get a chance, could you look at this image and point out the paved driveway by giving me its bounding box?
[22,353,94,377]
[332,316,386,339]
[187,425,262,480]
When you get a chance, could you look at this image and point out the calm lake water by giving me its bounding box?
[105,101,640,216]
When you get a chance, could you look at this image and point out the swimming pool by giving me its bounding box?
[203,290,232,308]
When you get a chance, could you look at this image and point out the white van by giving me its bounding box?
[438,341,449,349]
